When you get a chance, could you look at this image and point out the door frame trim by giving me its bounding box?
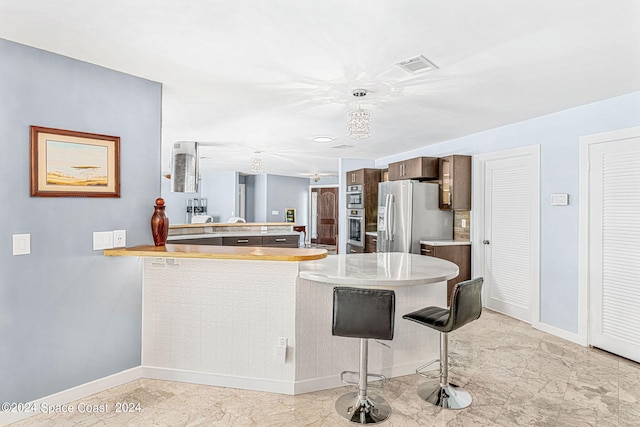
[473,144,541,326]
[578,126,640,347]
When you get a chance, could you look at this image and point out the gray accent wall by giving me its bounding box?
[375,91,640,336]
[0,39,161,403]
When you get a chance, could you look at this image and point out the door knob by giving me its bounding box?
[483,240,490,245]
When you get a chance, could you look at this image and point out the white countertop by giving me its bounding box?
[420,240,471,246]
[298,252,459,286]
[365,231,377,237]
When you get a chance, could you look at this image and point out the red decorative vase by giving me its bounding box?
[151,198,169,246]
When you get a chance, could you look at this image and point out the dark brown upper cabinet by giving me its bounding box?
[439,155,471,211]
[388,157,439,181]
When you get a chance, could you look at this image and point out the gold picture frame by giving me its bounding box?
[30,126,120,197]
[285,208,296,223]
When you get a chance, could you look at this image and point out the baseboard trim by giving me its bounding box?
[140,366,296,395]
[0,367,143,426]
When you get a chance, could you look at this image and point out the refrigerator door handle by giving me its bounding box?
[383,194,389,241]
[388,194,395,241]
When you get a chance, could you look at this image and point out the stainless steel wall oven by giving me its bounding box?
[347,208,364,247]
[346,184,363,209]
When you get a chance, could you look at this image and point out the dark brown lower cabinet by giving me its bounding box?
[222,236,263,246]
[420,243,471,305]
[170,237,223,245]
[262,235,300,247]
[365,233,377,253]
[169,234,299,248]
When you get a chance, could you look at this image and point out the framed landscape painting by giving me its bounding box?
[30,126,120,197]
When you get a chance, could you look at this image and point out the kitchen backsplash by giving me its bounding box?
[454,211,471,241]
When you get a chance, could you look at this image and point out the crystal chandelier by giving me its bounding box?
[250,151,264,173]
[347,89,371,140]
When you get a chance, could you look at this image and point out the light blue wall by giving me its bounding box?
[245,175,256,222]
[265,175,309,225]
[245,174,309,225]
[0,39,161,402]
[375,91,640,334]
[200,171,238,222]
[252,174,268,222]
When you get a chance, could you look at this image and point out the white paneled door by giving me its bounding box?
[475,146,540,323]
[587,130,640,362]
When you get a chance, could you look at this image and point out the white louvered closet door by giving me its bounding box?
[589,136,640,362]
[483,154,537,322]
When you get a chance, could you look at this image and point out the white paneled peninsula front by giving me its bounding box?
[104,246,458,395]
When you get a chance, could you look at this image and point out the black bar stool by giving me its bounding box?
[332,286,395,425]
[402,277,483,409]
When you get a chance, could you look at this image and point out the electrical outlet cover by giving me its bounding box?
[113,230,126,248]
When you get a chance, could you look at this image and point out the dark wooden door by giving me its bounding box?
[317,188,338,245]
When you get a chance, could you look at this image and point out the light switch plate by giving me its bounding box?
[93,231,114,250]
[13,234,31,255]
[550,193,569,206]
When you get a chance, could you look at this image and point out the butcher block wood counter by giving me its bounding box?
[103,243,328,261]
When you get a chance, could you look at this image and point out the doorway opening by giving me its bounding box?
[310,186,338,254]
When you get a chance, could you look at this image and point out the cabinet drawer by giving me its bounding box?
[222,236,263,246]
[420,244,435,256]
[169,237,222,245]
[262,235,299,248]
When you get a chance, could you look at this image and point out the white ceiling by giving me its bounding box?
[2,1,640,178]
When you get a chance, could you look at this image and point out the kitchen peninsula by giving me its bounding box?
[103,245,458,395]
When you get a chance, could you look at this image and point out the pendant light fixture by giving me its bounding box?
[250,151,264,173]
[347,89,371,140]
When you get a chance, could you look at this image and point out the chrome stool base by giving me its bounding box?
[335,391,392,424]
[417,380,472,410]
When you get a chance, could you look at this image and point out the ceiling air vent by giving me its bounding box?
[396,55,438,74]
[332,144,355,150]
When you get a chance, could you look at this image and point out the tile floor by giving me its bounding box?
[308,243,337,255]
[10,309,640,426]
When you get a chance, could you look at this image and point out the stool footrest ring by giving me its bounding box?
[415,358,454,379]
[340,371,387,388]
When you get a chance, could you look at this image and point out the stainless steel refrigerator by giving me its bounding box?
[377,180,453,253]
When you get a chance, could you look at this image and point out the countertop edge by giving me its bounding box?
[169,222,292,229]
[103,244,328,261]
[420,240,471,246]
[298,272,458,286]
